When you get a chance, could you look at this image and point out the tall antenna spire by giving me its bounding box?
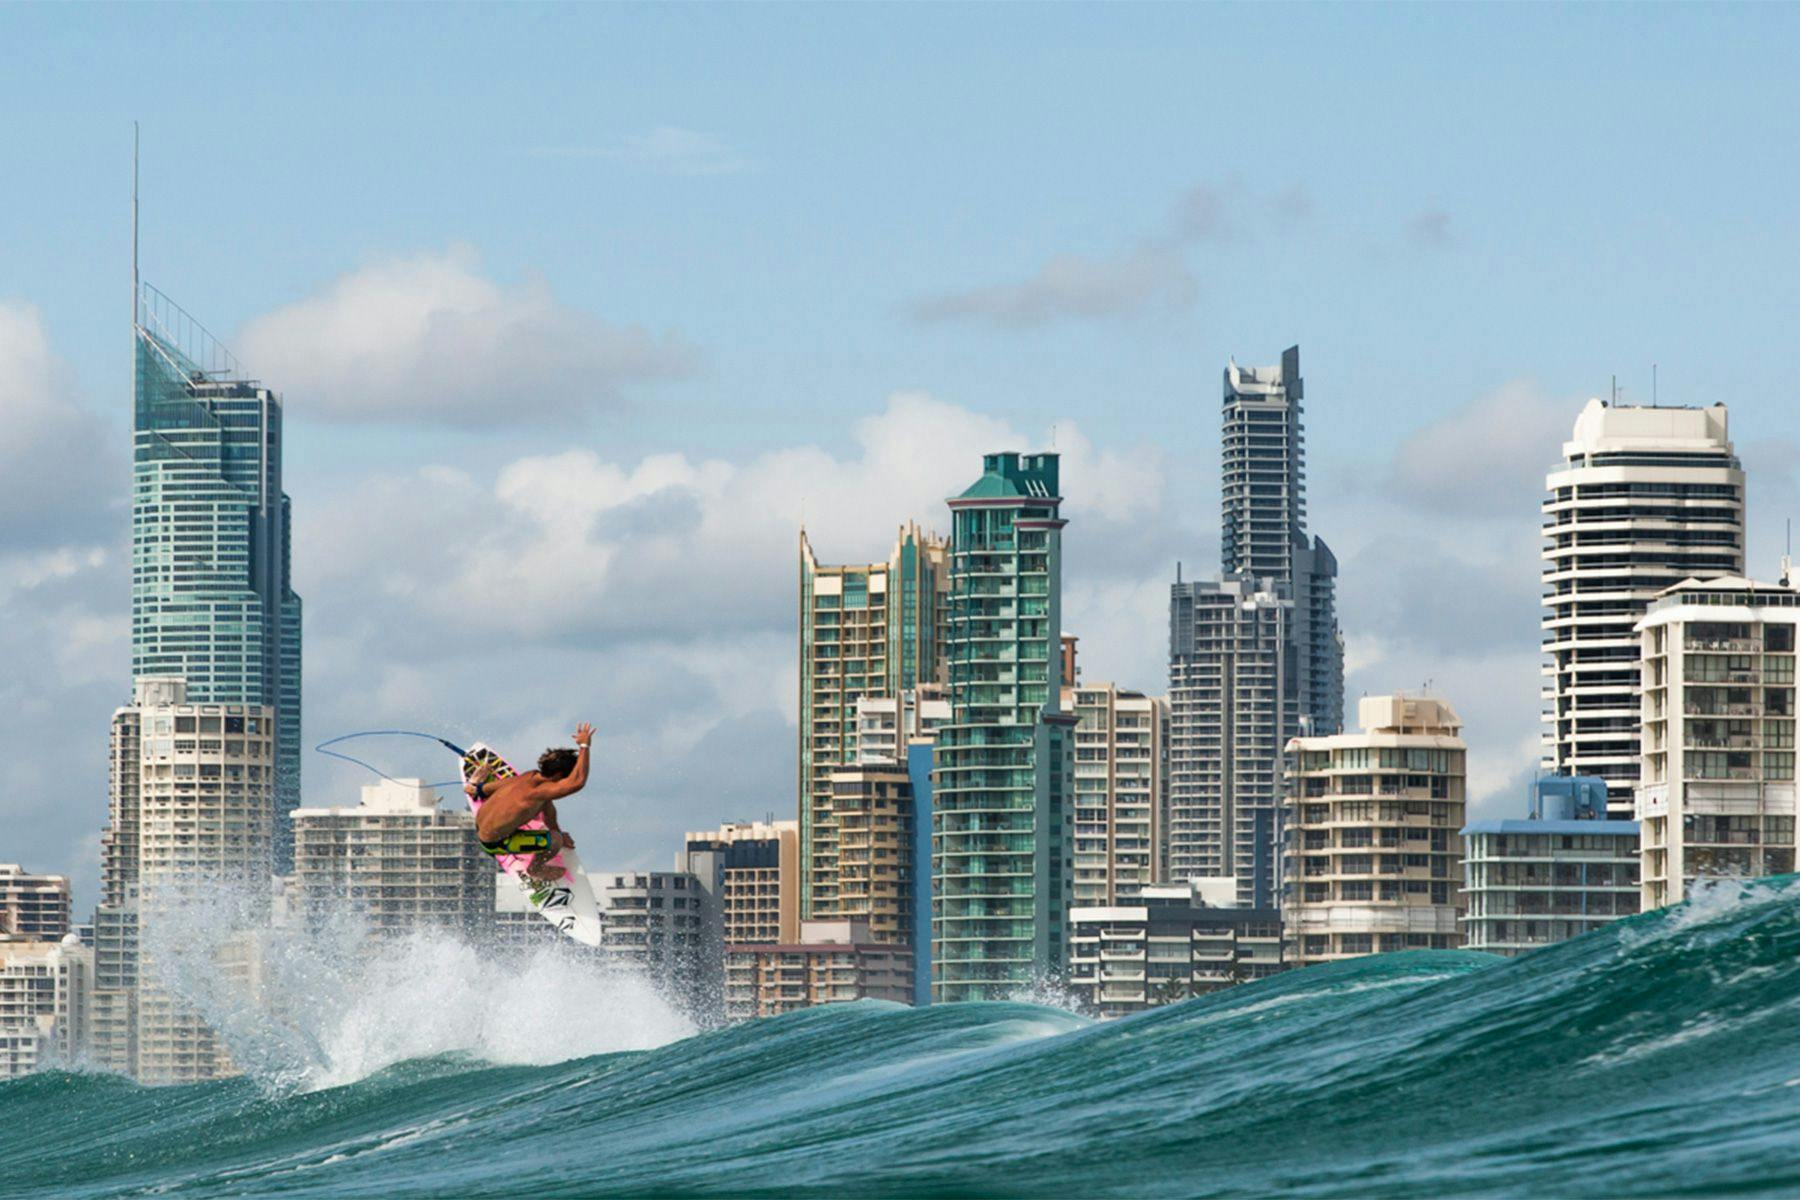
[132,121,139,330]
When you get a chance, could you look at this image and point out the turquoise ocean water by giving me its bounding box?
[6,876,1800,1198]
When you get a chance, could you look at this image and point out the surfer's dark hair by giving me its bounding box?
[538,748,579,779]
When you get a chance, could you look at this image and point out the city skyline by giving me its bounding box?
[10,8,1800,916]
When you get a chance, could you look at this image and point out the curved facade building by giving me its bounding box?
[1541,400,1744,814]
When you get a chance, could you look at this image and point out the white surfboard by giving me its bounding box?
[461,742,602,946]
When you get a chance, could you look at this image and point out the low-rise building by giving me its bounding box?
[0,936,92,1078]
[1068,879,1282,1017]
[1462,775,1641,955]
[289,779,493,936]
[0,865,72,943]
[597,870,721,1018]
[725,918,912,1021]
[683,821,799,946]
[1285,695,1467,965]
[1636,575,1800,909]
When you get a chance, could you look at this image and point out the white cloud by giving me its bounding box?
[1386,380,1575,517]
[236,247,700,426]
[0,302,120,543]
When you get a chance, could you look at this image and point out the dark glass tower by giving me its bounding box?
[132,284,302,867]
[1168,346,1342,909]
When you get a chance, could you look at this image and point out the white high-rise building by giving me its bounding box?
[1636,575,1799,908]
[96,677,275,1084]
[0,936,93,1078]
[1543,400,1745,814]
[290,779,494,936]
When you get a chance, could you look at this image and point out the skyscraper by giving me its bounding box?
[1168,576,1292,903]
[1220,347,1343,729]
[1542,399,1744,814]
[798,523,948,919]
[1168,346,1342,910]
[933,452,1076,1002]
[133,284,302,865]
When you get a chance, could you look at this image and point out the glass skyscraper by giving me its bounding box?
[132,284,302,865]
[933,452,1075,1002]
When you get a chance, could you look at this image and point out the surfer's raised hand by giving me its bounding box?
[573,722,594,748]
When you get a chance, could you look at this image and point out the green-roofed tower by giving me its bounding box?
[933,452,1075,1002]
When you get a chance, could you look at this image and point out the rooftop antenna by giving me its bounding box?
[1784,519,1794,588]
[132,121,139,329]
[1652,363,1658,407]
[1610,374,1618,405]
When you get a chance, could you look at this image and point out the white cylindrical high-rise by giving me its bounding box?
[1542,400,1745,815]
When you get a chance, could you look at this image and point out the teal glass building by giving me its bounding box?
[133,285,302,865]
[933,453,1075,1002]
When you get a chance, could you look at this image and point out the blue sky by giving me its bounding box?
[6,5,1800,909]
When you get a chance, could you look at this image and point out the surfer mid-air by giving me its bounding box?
[465,722,593,881]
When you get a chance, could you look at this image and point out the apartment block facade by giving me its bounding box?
[1064,684,1169,905]
[1636,576,1799,908]
[0,866,72,943]
[724,919,912,1021]
[1542,399,1744,814]
[1068,880,1282,1017]
[1461,774,1640,954]
[289,779,494,936]
[799,524,949,920]
[1285,696,1467,965]
[934,452,1076,1002]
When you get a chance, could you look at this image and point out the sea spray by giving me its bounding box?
[11,876,1800,1198]
[136,879,693,1092]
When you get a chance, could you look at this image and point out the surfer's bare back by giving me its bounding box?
[466,722,593,879]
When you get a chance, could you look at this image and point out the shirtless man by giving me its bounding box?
[465,722,593,881]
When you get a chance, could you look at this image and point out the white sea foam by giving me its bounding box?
[137,880,695,1092]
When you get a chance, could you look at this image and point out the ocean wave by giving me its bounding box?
[9,876,1800,1198]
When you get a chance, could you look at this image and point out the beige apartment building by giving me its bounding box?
[827,767,917,946]
[0,865,72,942]
[799,524,949,920]
[97,677,276,1084]
[724,918,912,1021]
[1064,684,1169,905]
[1636,575,1799,908]
[683,820,800,946]
[1285,695,1467,965]
[290,779,494,936]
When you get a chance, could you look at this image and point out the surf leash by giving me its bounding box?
[313,729,468,789]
